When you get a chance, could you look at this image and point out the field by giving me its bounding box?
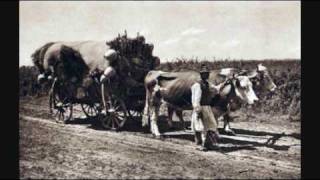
[19,59,301,179]
[157,59,301,118]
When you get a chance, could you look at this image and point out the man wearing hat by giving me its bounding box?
[191,64,220,151]
[199,64,210,95]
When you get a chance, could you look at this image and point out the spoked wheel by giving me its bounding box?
[49,91,73,123]
[81,103,101,118]
[100,97,128,131]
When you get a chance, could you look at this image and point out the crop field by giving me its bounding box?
[19,59,301,179]
[157,59,301,118]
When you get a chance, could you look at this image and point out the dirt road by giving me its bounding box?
[19,97,300,179]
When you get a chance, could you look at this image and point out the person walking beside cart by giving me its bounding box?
[191,64,220,151]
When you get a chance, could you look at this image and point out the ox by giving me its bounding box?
[166,64,277,135]
[142,70,259,138]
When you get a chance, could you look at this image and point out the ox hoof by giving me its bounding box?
[180,124,187,130]
[224,129,236,136]
[183,125,190,131]
[142,126,150,134]
[153,134,163,140]
[168,125,175,130]
[207,144,221,151]
[196,146,208,152]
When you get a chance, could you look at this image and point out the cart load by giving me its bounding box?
[105,31,160,85]
[32,31,160,131]
[102,31,160,111]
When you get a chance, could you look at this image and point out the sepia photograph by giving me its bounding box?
[19,1,301,179]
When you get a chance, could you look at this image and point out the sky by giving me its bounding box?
[19,1,300,66]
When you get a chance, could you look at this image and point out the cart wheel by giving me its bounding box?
[49,91,73,123]
[100,97,128,131]
[81,103,101,118]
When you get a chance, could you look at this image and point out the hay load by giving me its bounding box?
[105,31,160,85]
[32,32,160,110]
[103,31,160,111]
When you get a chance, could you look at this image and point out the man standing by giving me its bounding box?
[191,64,220,151]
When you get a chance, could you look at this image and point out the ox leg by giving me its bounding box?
[167,106,174,129]
[149,86,162,137]
[142,101,150,128]
[142,90,151,128]
[201,132,207,146]
[196,131,208,151]
[223,114,236,136]
[150,104,161,137]
[176,110,186,130]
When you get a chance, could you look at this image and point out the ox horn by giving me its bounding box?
[257,63,267,71]
[247,70,258,79]
[239,69,247,75]
[232,73,239,78]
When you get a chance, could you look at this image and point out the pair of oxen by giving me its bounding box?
[33,40,277,149]
[141,66,276,149]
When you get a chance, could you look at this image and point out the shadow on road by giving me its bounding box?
[230,128,301,140]
[66,115,297,152]
[219,145,257,152]
[219,136,291,151]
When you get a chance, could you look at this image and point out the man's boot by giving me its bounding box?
[204,130,220,150]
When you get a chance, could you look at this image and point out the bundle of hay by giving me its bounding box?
[105,31,160,85]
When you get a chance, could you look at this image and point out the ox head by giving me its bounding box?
[233,75,259,105]
[243,64,277,92]
[104,49,122,67]
[219,75,259,105]
[100,49,119,83]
